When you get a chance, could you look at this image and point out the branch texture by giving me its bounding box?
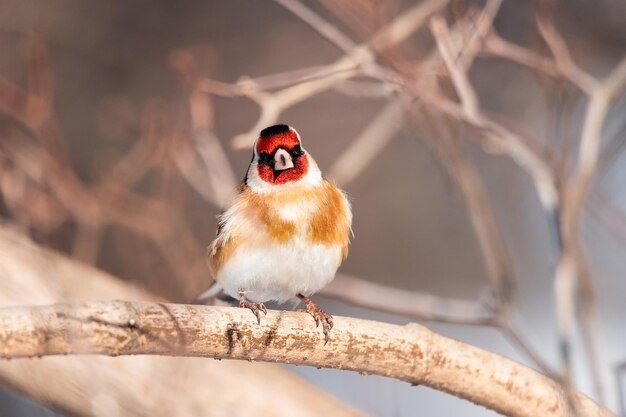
[0,300,614,417]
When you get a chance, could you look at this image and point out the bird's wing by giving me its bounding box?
[308,179,353,261]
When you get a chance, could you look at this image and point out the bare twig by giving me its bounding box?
[168,51,239,208]
[411,12,559,211]
[418,110,515,309]
[482,30,560,78]
[553,252,577,380]
[187,92,238,207]
[455,0,503,71]
[555,54,626,401]
[323,273,492,325]
[430,16,481,122]
[418,61,559,211]
[272,0,356,54]
[197,65,360,97]
[535,12,597,93]
[329,98,406,187]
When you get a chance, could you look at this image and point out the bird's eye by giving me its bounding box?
[258,152,272,165]
[290,145,304,157]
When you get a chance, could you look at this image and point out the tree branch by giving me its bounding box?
[0,300,614,417]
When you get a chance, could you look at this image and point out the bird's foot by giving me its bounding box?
[297,294,333,344]
[239,292,267,325]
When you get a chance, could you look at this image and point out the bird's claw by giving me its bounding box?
[239,295,267,325]
[303,301,334,345]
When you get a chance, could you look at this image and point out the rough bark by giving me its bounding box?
[0,299,615,417]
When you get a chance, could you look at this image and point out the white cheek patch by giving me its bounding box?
[273,148,294,170]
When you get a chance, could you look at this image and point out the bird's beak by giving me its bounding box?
[273,148,294,171]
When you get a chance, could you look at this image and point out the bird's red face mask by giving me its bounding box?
[255,125,309,185]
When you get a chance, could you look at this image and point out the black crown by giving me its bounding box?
[260,124,291,138]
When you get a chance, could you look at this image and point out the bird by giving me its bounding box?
[198,124,352,343]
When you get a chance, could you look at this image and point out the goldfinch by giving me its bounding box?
[200,124,352,342]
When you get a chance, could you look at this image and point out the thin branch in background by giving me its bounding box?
[72,102,169,263]
[554,86,579,182]
[553,252,577,380]
[421,111,515,308]
[556,54,626,403]
[328,98,406,187]
[430,16,481,123]
[367,0,449,52]
[21,35,67,164]
[332,78,395,98]
[413,16,559,211]
[271,0,356,54]
[454,0,502,71]
[171,138,223,206]
[577,257,607,409]
[168,51,239,208]
[436,74,560,208]
[196,64,361,97]
[482,29,560,78]
[576,58,626,186]
[0,147,68,232]
[187,94,238,207]
[323,273,493,325]
[23,36,54,105]
[535,10,597,94]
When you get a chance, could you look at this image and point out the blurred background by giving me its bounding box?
[0,0,625,416]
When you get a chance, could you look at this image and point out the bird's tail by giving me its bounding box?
[194,282,223,304]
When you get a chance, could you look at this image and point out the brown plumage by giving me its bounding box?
[208,179,351,275]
